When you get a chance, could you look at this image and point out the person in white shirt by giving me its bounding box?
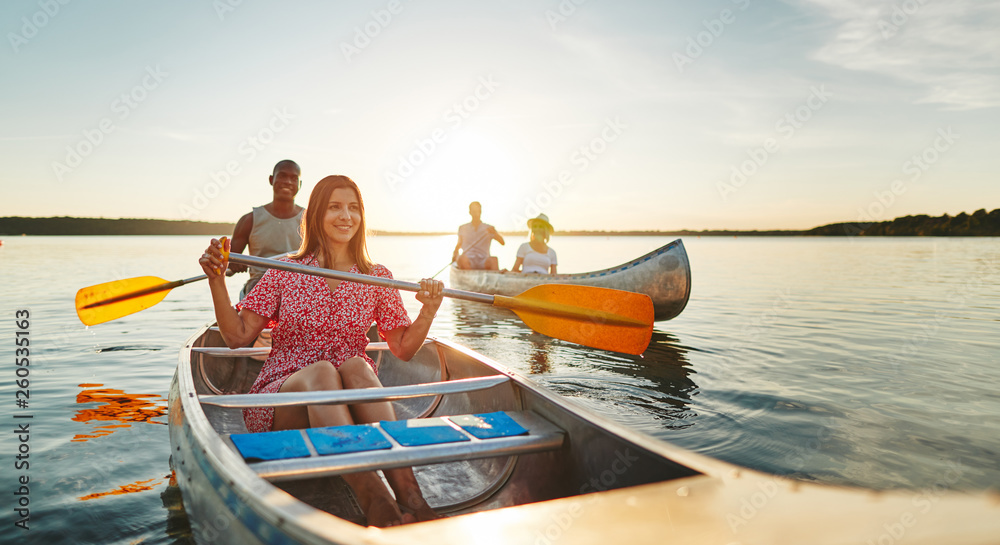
[512,213,557,274]
[453,201,505,270]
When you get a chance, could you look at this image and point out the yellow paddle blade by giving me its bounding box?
[493,284,654,355]
[75,276,176,326]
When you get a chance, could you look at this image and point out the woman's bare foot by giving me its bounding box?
[411,502,439,522]
[383,468,441,523]
[398,493,440,522]
[362,494,406,527]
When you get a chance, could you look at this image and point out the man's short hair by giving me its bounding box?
[272,159,300,176]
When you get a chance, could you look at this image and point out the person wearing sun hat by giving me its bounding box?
[512,213,557,274]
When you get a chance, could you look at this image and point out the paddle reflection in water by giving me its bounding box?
[445,300,698,428]
[530,336,551,374]
[72,383,167,442]
[78,474,172,501]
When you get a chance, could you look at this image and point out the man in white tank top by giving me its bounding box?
[229,160,306,298]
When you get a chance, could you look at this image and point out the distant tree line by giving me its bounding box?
[0,217,235,236]
[2,210,997,237]
[807,209,1000,236]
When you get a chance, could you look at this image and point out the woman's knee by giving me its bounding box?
[298,360,343,390]
[339,357,380,386]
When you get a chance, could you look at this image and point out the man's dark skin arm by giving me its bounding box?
[227,212,253,273]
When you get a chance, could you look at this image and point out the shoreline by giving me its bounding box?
[2,211,997,237]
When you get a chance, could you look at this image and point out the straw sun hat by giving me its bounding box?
[527,213,553,234]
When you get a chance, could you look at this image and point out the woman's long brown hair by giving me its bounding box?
[292,175,374,274]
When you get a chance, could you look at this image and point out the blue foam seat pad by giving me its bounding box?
[231,412,532,462]
[306,424,392,455]
[450,412,529,439]
[380,417,470,447]
[231,429,311,462]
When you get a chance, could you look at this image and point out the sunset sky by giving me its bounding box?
[2,1,998,232]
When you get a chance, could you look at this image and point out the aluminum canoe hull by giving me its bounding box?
[449,238,692,321]
[169,323,1000,544]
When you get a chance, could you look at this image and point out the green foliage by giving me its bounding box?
[805,209,1000,236]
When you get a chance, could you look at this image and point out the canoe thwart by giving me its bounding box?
[235,411,564,482]
[193,346,272,357]
[192,339,431,358]
[199,375,511,409]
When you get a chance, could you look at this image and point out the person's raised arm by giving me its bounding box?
[227,212,253,273]
[200,237,269,348]
[384,279,444,361]
[452,233,463,262]
[488,225,505,246]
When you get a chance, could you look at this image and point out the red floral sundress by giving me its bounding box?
[238,254,411,433]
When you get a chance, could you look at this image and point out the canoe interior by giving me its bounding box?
[188,326,703,527]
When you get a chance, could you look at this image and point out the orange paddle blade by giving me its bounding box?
[493,284,654,355]
[75,276,179,326]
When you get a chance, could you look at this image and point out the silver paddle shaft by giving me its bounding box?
[227,253,496,305]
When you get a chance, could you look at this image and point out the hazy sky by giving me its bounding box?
[2,0,998,232]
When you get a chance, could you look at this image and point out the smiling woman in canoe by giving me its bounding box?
[199,175,443,527]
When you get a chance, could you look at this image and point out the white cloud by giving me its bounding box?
[800,0,1000,110]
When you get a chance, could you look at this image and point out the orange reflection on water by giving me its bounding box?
[72,383,167,442]
[78,474,171,501]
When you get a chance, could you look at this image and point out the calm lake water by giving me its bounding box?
[1,235,998,544]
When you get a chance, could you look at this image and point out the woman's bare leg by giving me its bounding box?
[272,361,405,527]
[338,357,440,521]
